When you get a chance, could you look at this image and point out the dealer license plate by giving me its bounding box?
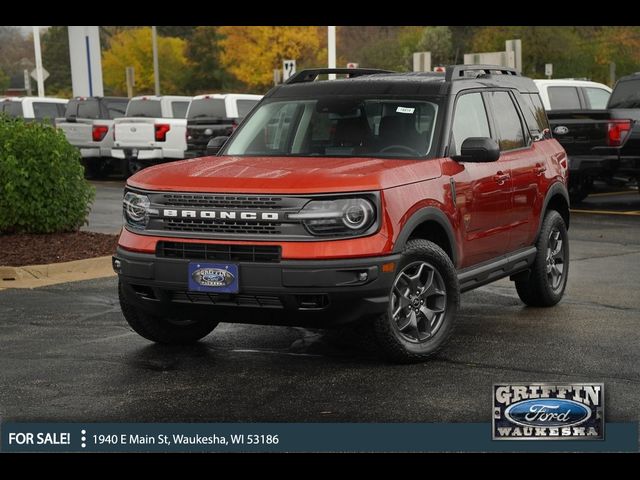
[188,262,239,293]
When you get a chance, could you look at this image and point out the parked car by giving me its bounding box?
[544,75,639,202]
[111,95,192,175]
[534,79,612,111]
[55,96,129,178]
[185,93,262,158]
[0,96,67,124]
[114,65,570,363]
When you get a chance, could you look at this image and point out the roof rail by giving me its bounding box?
[285,68,395,85]
[445,64,520,82]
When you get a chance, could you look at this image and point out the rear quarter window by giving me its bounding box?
[515,92,550,141]
[237,99,259,118]
[171,101,190,118]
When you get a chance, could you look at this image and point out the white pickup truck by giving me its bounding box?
[55,96,129,178]
[111,95,192,174]
[1,97,67,123]
[533,79,612,110]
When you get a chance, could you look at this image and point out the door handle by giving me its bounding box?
[534,164,547,176]
[493,171,510,185]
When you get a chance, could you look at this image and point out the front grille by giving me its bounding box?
[161,193,286,209]
[163,218,283,235]
[157,241,281,263]
[170,291,283,308]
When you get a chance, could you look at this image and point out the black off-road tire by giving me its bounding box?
[83,158,111,180]
[119,282,218,344]
[373,239,460,364]
[515,210,569,307]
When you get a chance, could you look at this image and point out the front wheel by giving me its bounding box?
[119,282,218,344]
[515,210,569,307]
[373,239,460,363]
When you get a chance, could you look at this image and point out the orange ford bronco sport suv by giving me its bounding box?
[114,65,570,363]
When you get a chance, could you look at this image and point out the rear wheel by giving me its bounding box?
[515,210,569,307]
[373,239,459,363]
[119,282,218,344]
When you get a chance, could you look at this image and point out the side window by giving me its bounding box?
[488,91,526,151]
[33,102,62,120]
[171,101,189,119]
[514,92,549,141]
[450,92,490,156]
[584,88,610,109]
[547,86,581,110]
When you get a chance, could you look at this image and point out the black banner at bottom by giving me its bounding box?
[1,422,637,453]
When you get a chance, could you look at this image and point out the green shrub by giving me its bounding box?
[0,117,95,233]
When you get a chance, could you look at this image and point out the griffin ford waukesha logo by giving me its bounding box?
[192,267,235,287]
[493,383,604,440]
[162,209,279,221]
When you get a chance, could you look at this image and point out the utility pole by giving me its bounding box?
[152,26,160,95]
[328,26,336,80]
[32,26,45,97]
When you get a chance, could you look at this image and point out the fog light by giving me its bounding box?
[358,272,369,282]
[113,258,122,274]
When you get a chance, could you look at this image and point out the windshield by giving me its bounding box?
[126,99,162,117]
[223,96,441,158]
[188,98,227,119]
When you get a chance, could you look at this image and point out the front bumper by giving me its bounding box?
[114,247,400,327]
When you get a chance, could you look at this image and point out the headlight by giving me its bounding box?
[290,197,377,236]
[123,191,151,228]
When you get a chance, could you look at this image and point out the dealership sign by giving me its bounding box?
[493,383,604,440]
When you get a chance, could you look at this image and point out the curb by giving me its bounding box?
[0,255,116,290]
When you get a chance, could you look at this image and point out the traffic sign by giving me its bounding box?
[31,67,49,82]
[283,60,296,81]
[545,63,553,78]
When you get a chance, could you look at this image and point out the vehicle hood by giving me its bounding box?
[127,156,443,194]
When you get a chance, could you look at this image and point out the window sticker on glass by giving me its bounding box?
[396,107,415,114]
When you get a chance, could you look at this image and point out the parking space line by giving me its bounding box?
[588,191,637,198]
[570,209,640,216]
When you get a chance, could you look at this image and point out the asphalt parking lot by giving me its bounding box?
[1,182,639,423]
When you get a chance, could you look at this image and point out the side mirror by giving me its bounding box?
[454,137,500,162]
[206,136,229,156]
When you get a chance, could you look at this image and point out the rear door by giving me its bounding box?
[447,91,512,267]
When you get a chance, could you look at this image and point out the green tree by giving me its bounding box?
[102,28,189,96]
[416,26,454,67]
[0,27,32,82]
[41,26,72,97]
[469,26,590,79]
[184,26,237,94]
[157,26,195,39]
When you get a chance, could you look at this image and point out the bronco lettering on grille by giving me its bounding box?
[162,209,280,221]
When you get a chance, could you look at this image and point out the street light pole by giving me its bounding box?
[328,26,336,80]
[152,26,160,96]
[32,26,45,97]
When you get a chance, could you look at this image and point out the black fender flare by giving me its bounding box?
[537,181,570,238]
[392,207,458,267]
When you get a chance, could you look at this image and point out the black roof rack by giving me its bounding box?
[285,68,395,85]
[445,64,520,82]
